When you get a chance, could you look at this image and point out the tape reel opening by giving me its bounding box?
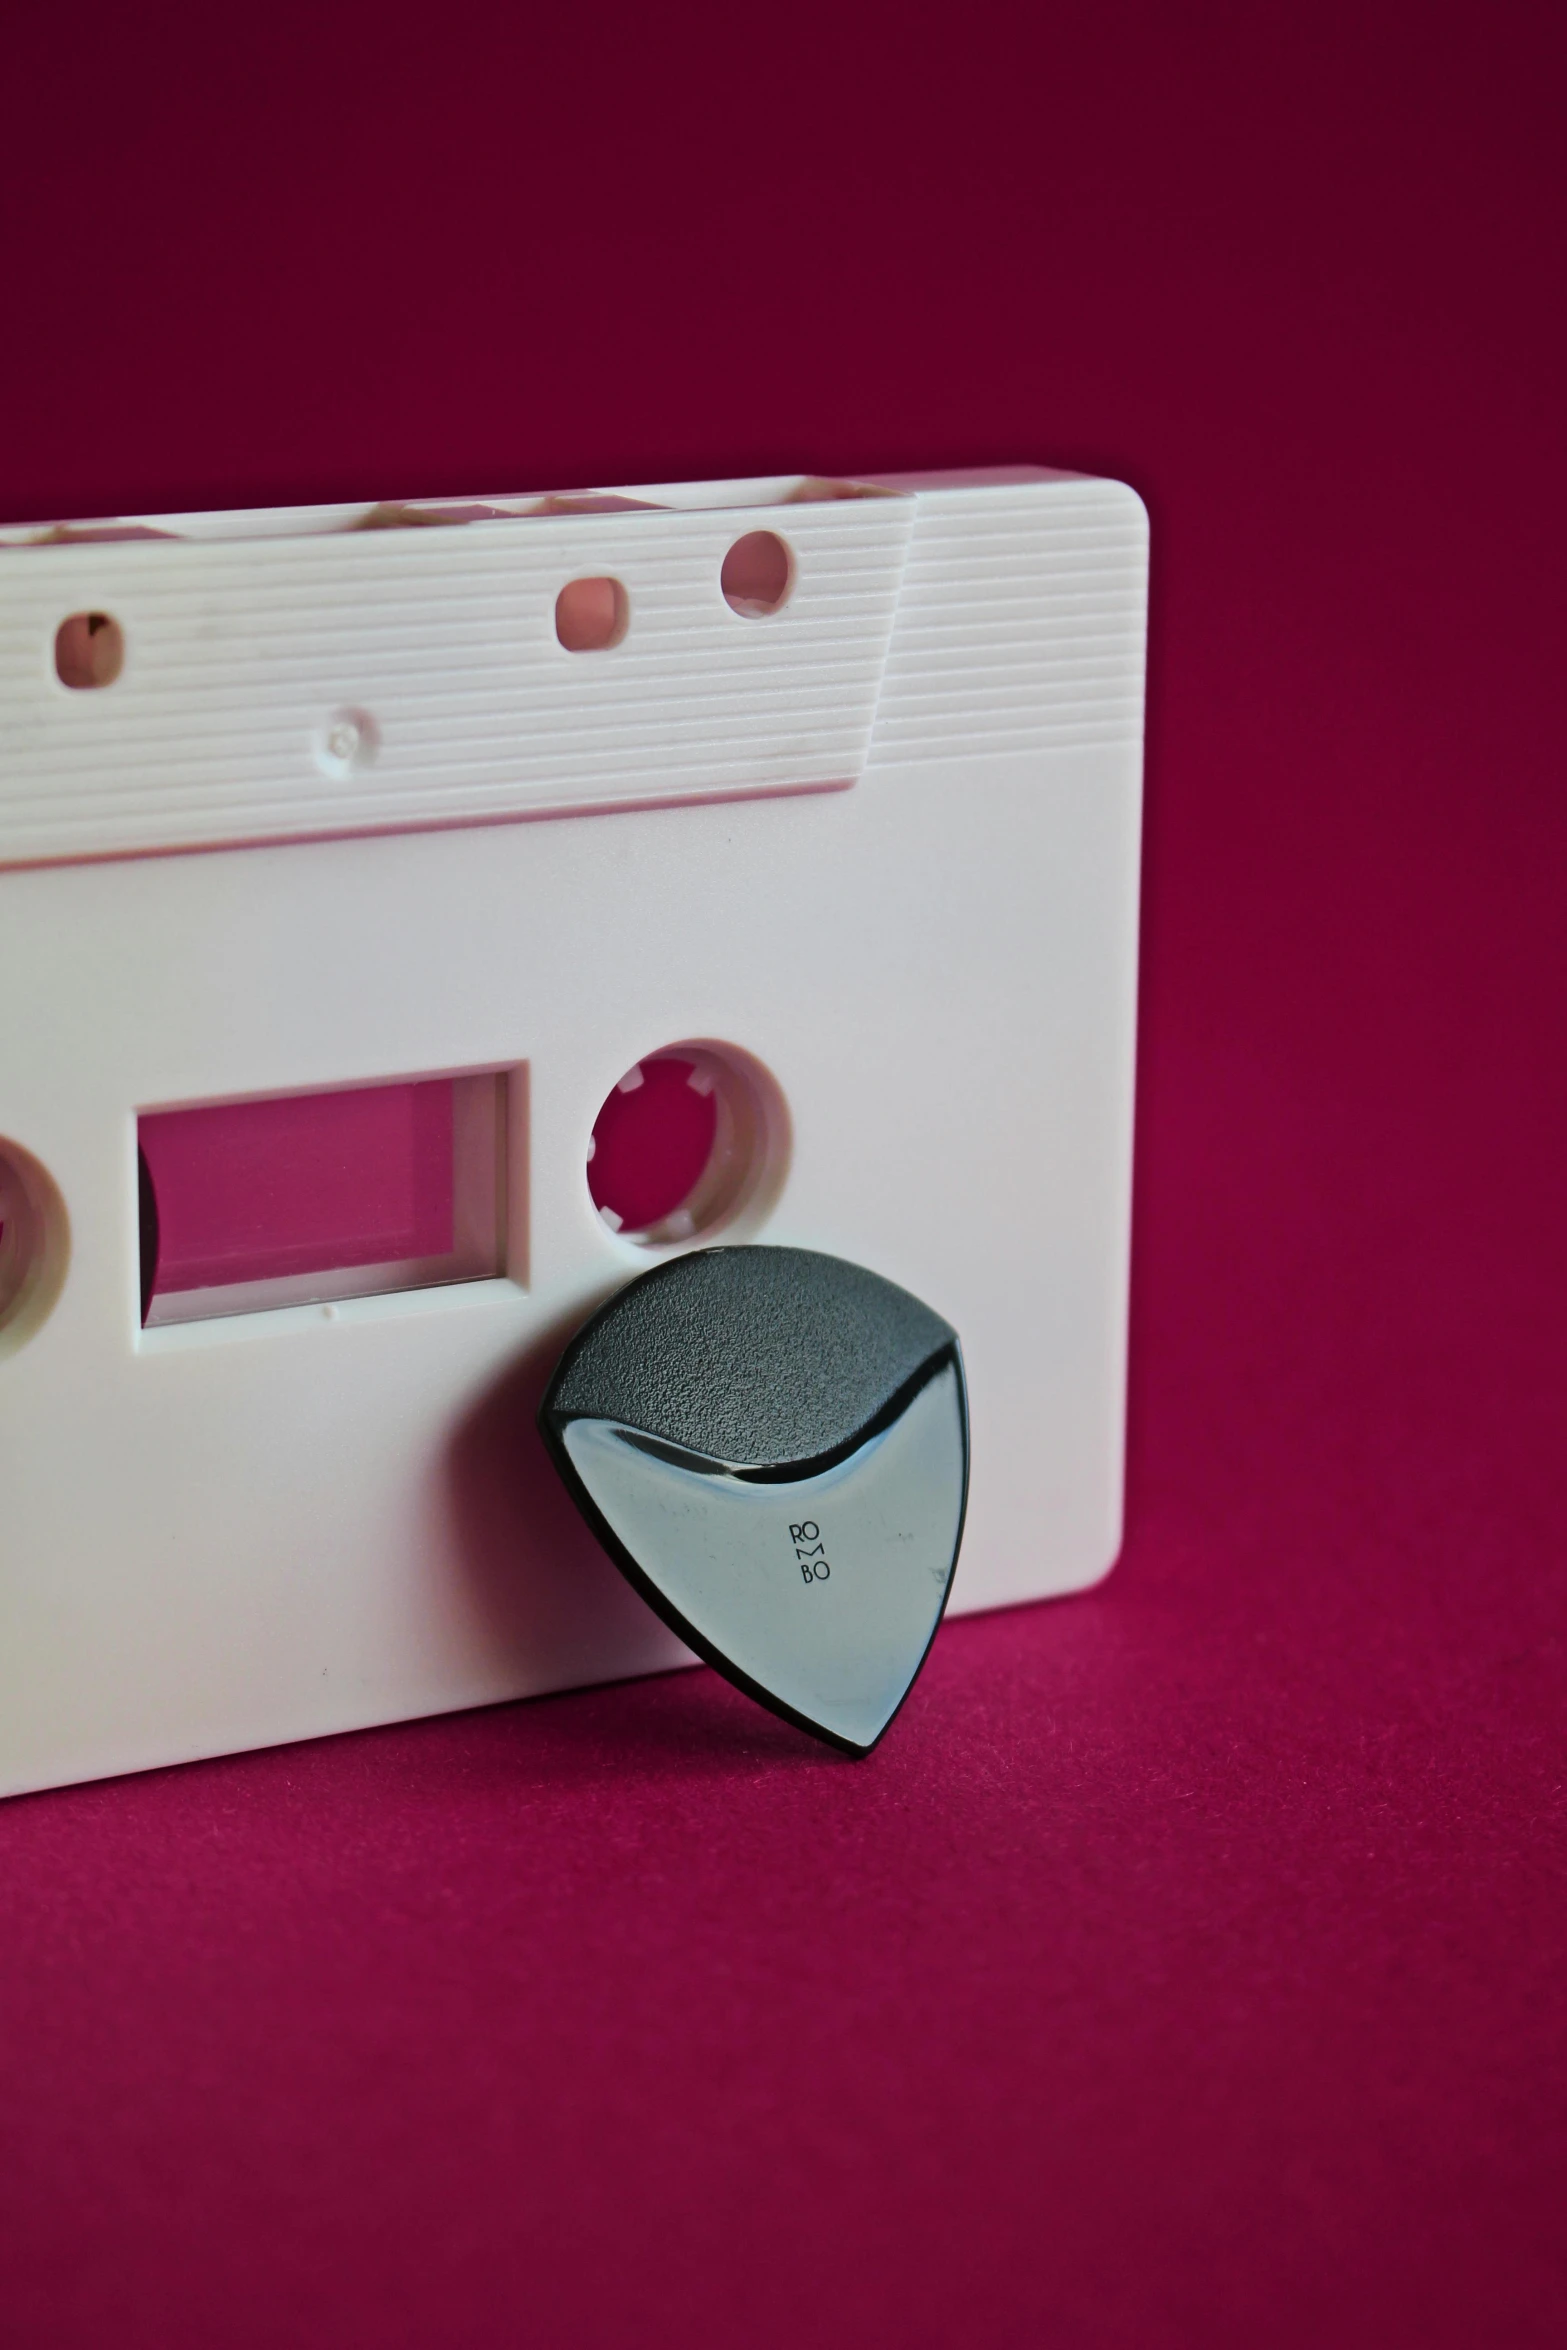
[587,1044,789,1247]
[0,1140,69,1357]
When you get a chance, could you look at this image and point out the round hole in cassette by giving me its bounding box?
[586,1043,789,1247]
[0,1138,70,1358]
[721,531,793,617]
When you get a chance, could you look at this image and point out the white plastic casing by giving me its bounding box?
[0,467,1148,1796]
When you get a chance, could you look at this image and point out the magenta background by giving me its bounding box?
[1,3,1563,2344]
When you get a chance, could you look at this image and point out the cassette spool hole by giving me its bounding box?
[587,1046,788,1246]
[55,611,124,689]
[0,1139,69,1357]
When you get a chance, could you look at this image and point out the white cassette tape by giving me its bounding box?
[0,465,1148,1794]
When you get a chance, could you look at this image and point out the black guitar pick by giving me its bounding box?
[538,1246,969,1755]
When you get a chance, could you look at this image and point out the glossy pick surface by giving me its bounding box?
[539,1247,969,1754]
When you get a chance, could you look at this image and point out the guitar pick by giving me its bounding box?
[538,1245,969,1755]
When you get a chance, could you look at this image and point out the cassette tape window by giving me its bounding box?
[138,1074,509,1326]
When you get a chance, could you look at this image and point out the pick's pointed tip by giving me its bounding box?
[779,1703,890,1761]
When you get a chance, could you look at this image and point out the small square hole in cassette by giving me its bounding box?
[138,1072,509,1326]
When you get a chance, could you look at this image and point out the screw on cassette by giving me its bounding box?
[538,1245,969,1755]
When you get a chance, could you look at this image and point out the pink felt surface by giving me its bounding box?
[1,2,1562,2343]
